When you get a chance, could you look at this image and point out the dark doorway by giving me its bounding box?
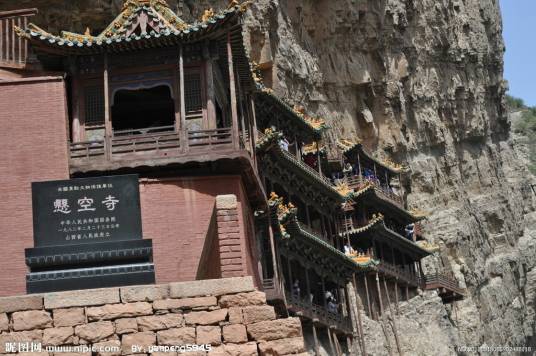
[112,85,175,135]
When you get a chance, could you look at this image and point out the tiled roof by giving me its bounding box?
[15,0,249,53]
[337,138,408,174]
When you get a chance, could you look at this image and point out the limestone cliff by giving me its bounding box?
[2,0,535,354]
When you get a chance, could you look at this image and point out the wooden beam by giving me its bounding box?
[69,58,81,143]
[204,43,216,129]
[227,31,239,149]
[103,53,111,160]
[268,225,279,284]
[312,323,320,356]
[352,274,366,356]
[0,19,4,62]
[363,274,372,318]
[327,327,336,356]
[383,277,403,356]
[375,273,384,317]
[179,45,187,151]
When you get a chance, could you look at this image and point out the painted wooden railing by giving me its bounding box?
[69,127,238,164]
[286,293,352,332]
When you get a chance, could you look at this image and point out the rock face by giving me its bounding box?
[2,0,536,353]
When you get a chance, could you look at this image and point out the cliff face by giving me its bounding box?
[3,0,536,354]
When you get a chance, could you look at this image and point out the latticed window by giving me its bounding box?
[184,71,202,112]
[84,85,104,125]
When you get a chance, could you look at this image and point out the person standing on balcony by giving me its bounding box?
[405,223,415,240]
[292,279,301,298]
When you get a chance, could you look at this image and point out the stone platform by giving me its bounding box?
[0,277,307,355]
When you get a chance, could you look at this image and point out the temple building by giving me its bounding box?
[0,1,464,354]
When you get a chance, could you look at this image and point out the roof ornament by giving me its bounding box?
[201,8,215,22]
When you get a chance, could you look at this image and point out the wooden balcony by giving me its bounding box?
[69,127,249,174]
[376,260,422,288]
[346,175,404,208]
[423,272,464,303]
[286,294,352,333]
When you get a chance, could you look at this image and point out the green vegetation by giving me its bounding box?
[510,95,536,174]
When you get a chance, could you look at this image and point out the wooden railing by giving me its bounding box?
[377,260,421,287]
[287,293,352,332]
[69,127,241,169]
[188,128,232,148]
[424,272,464,296]
[345,175,404,208]
[70,140,105,159]
[280,146,332,186]
[0,8,37,68]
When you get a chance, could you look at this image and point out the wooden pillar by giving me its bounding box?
[333,331,342,356]
[69,58,81,143]
[405,284,409,300]
[383,277,404,356]
[305,268,311,304]
[267,225,279,283]
[327,327,336,356]
[352,274,367,356]
[103,53,111,160]
[305,204,311,227]
[227,31,239,149]
[286,257,293,295]
[179,46,187,150]
[357,152,362,177]
[250,97,258,166]
[375,273,384,317]
[321,276,327,308]
[204,42,216,129]
[312,323,320,356]
[316,140,322,175]
[363,275,372,318]
[0,19,3,61]
[394,279,399,314]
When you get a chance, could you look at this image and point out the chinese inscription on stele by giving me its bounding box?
[32,174,142,247]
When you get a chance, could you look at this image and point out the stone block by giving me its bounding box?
[115,318,138,334]
[43,327,75,346]
[136,314,183,331]
[156,328,195,345]
[169,277,254,298]
[44,288,119,309]
[0,313,8,331]
[75,321,115,343]
[196,326,221,346]
[222,324,247,344]
[12,310,53,331]
[53,307,85,327]
[218,292,266,308]
[153,297,217,311]
[184,309,227,326]
[86,302,152,321]
[208,342,257,356]
[120,285,169,303]
[215,195,237,210]
[258,337,306,355]
[241,306,275,325]
[227,307,242,324]
[121,331,156,354]
[247,318,302,341]
[0,294,43,313]
[0,330,43,353]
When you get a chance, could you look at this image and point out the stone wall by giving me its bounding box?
[0,277,307,356]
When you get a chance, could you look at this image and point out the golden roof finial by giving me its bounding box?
[201,8,215,22]
[84,27,91,36]
[228,0,240,9]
